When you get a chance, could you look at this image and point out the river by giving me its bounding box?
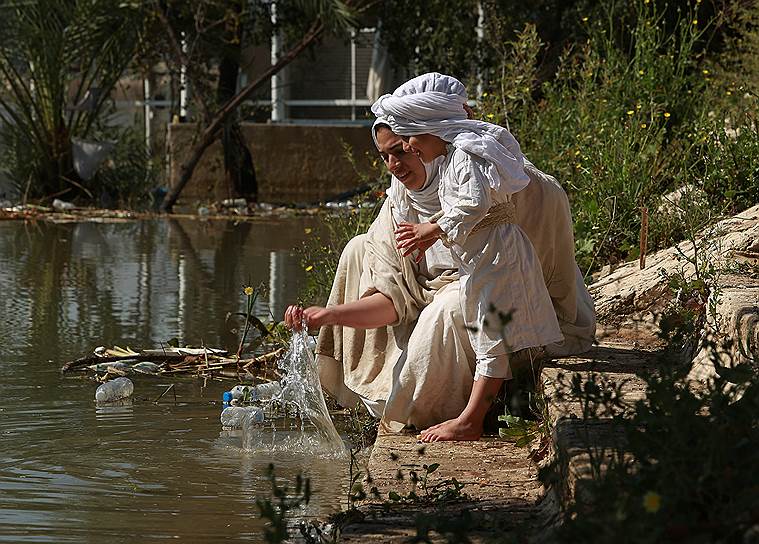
[0,217,349,543]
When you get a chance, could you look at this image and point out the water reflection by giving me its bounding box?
[0,218,347,543]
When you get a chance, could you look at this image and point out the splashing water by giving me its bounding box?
[240,327,346,458]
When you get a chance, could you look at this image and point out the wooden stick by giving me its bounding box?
[61,353,185,372]
[639,206,649,270]
[154,384,175,404]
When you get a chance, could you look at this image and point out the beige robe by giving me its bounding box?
[316,166,595,429]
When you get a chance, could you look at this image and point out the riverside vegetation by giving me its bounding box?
[275,1,759,542]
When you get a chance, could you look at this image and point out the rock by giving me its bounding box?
[590,204,759,340]
[656,184,708,217]
[688,273,759,383]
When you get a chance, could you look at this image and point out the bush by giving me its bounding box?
[479,1,757,274]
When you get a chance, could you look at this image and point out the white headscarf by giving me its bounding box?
[371,72,530,195]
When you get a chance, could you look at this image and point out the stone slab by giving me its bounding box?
[590,204,759,341]
[339,428,545,542]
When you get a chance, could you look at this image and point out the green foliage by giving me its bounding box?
[551,348,759,543]
[0,0,145,202]
[540,217,758,541]
[378,0,483,85]
[387,463,468,505]
[694,113,759,216]
[93,127,160,208]
[256,464,312,544]
[478,1,758,273]
[498,413,541,448]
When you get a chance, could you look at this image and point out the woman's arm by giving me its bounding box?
[284,292,398,331]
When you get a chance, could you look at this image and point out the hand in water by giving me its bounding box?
[284,305,333,331]
[395,221,442,262]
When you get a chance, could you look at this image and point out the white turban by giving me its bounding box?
[371,72,529,195]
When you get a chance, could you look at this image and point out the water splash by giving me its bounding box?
[240,327,345,458]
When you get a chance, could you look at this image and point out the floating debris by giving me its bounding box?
[62,344,285,381]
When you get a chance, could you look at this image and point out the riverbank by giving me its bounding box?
[334,204,759,542]
[0,202,326,223]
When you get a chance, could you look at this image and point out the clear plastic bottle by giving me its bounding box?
[95,377,134,403]
[220,405,265,428]
[227,381,282,403]
[241,409,268,450]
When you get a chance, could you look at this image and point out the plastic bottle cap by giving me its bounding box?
[222,391,233,404]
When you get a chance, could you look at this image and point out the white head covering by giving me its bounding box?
[371,72,529,195]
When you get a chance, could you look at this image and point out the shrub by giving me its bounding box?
[479,1,757,273]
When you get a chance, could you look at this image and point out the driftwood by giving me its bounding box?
[61,346,286,378]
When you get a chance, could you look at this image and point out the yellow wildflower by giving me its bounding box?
[487,113,495,119]
[663,112,671,118]
[640,123,647,128]
[702,69,710,75]
[582,16,588,22]
[626,110,635,116]
[726,90,732,96]
[638,70,644,75]
[243,286,254,296]
[305,265,313,272]
[643,491,662,513]
[482,92,488,97]
[692,19,698,25]
[304,227,313,234]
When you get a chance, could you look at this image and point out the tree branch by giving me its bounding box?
[160,18,325,212]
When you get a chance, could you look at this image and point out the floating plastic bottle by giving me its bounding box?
[95,377,134,403]
[220,405,265,428]
[241,408,269,450]
[227,381,283,403]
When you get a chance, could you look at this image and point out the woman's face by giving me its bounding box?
[375,126,426,190]
[402,133,447,164]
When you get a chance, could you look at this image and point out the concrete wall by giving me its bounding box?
[168,123,378,204]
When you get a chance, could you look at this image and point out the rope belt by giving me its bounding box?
[471,200,516,233]
[429,201,516,232]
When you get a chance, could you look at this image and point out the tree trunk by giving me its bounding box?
[160,20,325,213]
[217,1,257,202]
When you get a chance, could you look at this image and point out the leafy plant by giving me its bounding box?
[0,0,144,201]
[256,464,312,544]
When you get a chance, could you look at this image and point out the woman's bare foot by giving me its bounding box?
[418,416,483,442]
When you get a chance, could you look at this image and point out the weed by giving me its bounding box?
[256,464,312,544]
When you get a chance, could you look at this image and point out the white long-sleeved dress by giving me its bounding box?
[435,147,564,379]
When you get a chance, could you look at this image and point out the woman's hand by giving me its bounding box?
[395,221,443,262]
[284,305,334,331]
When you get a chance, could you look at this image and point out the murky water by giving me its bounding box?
[0,218,349,543]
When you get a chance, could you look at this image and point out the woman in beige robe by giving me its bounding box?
[285,129,595,440]
[285,79,594,440]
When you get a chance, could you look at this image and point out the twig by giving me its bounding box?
[154,384,175,404]
[584,195,617,280]
[639,206,649,269]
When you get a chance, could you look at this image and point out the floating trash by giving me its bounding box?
[62,344,283,380]
[95,377,134,403]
